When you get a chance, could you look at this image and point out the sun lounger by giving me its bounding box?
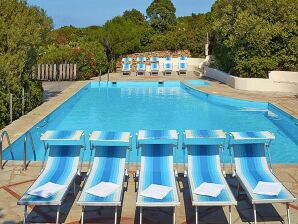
[137,63,146,76]
[229,131,296,224]
[77,131,131,224]
[137,57,146,62]
[179,56,188,61]
[164,63,173,76]
[150,63,159,76]
[150,57,159,63]
[122,57,132,63]
[122,64,131,76]
[18,130,85,224]
[184,129,237,224]
[178,62,188,75]
[165,56,172,61]
[136,130,180,224]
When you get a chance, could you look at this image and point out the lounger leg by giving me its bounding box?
[253,204,257,224]
[228,206,232,224]
[237,182,240,199]
[81,206,84,224]
[287,203,291,224]
[56,205,60,224]
[114,206,118,224]
[140,207,142,224]
[173,207,175,224]
[23,205,27,224]
[195,206,198,224]
[73,181,76,196]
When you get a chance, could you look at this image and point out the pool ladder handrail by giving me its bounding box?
[0,130,14,169]
[23,132,36,170]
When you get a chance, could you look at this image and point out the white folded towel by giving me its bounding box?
[141,184,172,200]
[28,182,66,198]
[253,181,282,196]
[86,182,120,198]
[194,182,225,197]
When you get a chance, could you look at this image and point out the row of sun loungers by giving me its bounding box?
[122,56,188,63]
[122,62,188,76]
[18,130,296,224]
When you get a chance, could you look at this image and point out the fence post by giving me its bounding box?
[37,64,41,80]
[41,64,45,80]
[70,64,73,80]
[22,88,25,116]
[63,64,66,80]
[45,64,48,80]
[49,64,53,81]
[53,64,57,80]
[59,64,63,81]
[66,64,70,80]
[73,64,77,80]
[10,93,13,123]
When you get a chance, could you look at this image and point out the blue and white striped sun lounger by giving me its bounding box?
[137,56,146,62]
[178,62,188,75]
[165,56,172,61]
[122,64,131,76]
[179,56,188,61]
[18,130,85,224]
[122,57,132,63]
[164,63,173,76]
[229,131,296,224]
[150,63,159,76]
[77,131,131,224]
[184,130,237,224]
[136,130,180,224]
[150,56,159,63]
[137,63,146,76]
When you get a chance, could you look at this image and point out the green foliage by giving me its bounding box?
[211,0,298,78]
[102,10,152,64]
[38,26,108,80]
[0,0,52,129]
[146,0,177,32]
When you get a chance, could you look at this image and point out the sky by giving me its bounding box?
[27,0,216,29]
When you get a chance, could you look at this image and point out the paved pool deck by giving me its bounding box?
[0,71,297,223]
[0,163,297,223]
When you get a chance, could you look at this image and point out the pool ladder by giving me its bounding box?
[23,132,36,170]
[0,130,36,170]
[0,130,13,169]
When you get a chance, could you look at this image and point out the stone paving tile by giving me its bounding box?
[0,165,297,223]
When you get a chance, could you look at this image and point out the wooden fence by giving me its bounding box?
[32,64,77,81]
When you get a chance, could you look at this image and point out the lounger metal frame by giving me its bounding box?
[183,130,237,224]
[19,131,86,224]
[135,131,180,224]
[78,133,132,224]
[228,133,296,224]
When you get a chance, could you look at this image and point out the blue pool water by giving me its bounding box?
[3,81,298,163]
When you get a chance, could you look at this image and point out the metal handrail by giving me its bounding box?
[23,132,36,170]
[0,130,14,169]
[107,69,110,84]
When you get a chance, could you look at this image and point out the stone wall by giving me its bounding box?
[116,50,191,72]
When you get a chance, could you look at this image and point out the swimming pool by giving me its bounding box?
[2,81,298,163]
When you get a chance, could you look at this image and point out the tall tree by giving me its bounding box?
[146,0,177,32]
[211,0,298,78]
[0,0,52,128]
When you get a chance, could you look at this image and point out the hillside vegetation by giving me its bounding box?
[0,0,297,129]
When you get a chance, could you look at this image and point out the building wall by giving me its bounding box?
[204,68,298,93]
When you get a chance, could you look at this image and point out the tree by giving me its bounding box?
[211,0,298,78]
[102,13,150,66]
[0,0,52,128]
[38,26,108,80]
[146,0,177,32]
